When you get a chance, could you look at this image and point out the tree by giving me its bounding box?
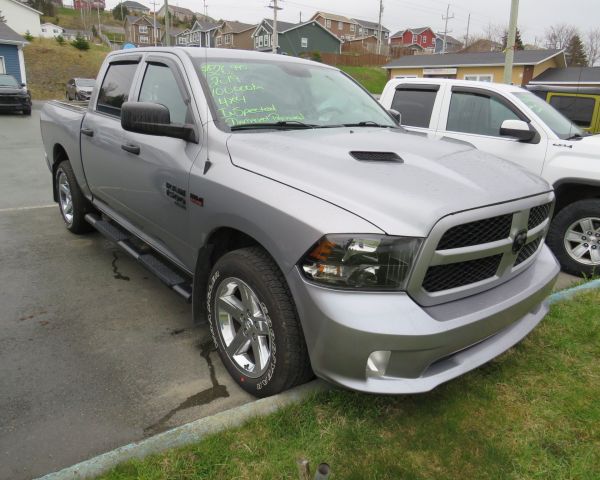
[71,34,90,51]
[112,4,129,21]
[92,25,97,38]
[585,28,600,66]
[190,14,198,28]
[545,23,577,50]
[24,30,34,41]
[55,34,65,45]
[502,28,524,51]
[565,33,588,66]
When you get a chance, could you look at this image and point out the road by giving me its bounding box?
[0,108,253,480]
[0,106,579,480]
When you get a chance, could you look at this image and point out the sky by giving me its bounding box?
[104,0,600,44]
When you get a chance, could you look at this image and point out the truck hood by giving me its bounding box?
[226,128,551,236]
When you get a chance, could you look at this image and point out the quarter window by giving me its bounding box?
[549,95,595,128]
[138,63,190,125]
[96,62,138,117]
[391,88,437,128]
[447,91,521,137]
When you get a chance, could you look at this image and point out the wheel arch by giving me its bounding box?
[553,178,600,216]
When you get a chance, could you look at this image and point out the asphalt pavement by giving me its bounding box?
[0,109,253,480]
[0,107,579,480]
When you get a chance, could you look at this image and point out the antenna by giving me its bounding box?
[267,0,283,54]
[441,4,454,54]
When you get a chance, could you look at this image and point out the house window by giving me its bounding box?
[326,19,331,28]
[301,37,308,48]
[139,35,149,43]
[0,57,5,75]
[42,28,47,32]
[338,21,343,30]
[258,35,263,47]
[264,34,269,46]
[350,24,355,32]
[358,27,363,34]
[216,36,222,46]
[139,26,148,34]
[412,34,417,43]
[464,74,494,82]
[178,36,186,45]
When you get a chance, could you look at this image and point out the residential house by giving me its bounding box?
[120,1,149,15]
[383,49,566,86]
[0,0,41,36]
[175,19,220,47]
[352,18,389,42]
[162,26,185,46]
[214,20,256,50]
[390,26,436,53]
[73,0,105,10]
[39,22,64,38]
[460,39,503,53]
[124,15,161,46]
[529,67,600,87]
[341,35,379,54]
[310,11,358,41]
[0,21,27,84]
[252,18,341,55]
[435,34,463,53]
[157,4,194,23]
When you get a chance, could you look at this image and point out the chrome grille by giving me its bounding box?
[438,214,513,250]
[408,194,555,306]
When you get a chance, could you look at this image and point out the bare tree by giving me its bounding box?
[481,22,504,45]
[586,28,600,66]
[544,23,577,50]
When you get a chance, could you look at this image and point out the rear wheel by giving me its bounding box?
[55,160,93,234]
[547,199,600,277]
[207,247,312,397]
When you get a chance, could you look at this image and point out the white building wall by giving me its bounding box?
[0,0,42,36]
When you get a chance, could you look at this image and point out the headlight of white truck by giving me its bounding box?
[300,235,423,290]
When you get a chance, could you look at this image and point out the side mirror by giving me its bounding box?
[21,83,26,87]
[121,101,197,143]
[388,108,402,125]
[500,119,535,142]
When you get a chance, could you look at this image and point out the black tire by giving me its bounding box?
[55,160,93,234]
[23,107,31,116]
[66,91,71,101]
[207,247,312,397]
[547,199,600,277]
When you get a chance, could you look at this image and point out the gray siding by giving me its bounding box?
[279,23,340,56]
[0,44,21,83]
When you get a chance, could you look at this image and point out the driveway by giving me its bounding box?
[0,109,253,480]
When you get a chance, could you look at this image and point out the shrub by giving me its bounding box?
[55,34,65,45]
[24,30,34,41]
[71,34,90,51]
[310,51,322,62]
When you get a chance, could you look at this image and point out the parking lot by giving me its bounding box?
[0,108,253,480]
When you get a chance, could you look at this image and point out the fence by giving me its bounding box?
[319,52,391,67]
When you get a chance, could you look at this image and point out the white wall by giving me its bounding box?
[39,23,64,39]
[0,0,42,36]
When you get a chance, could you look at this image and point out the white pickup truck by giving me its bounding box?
[380,78,600,276]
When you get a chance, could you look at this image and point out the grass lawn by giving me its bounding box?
[339,66,388,94]
[97,289,600,479]
[23,38,109,100]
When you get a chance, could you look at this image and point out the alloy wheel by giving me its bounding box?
[563,217,600,266]
[58,170,74,225]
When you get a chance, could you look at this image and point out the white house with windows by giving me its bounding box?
[39,23,64,38]
[0,0,42,36]
[174,19,220,47]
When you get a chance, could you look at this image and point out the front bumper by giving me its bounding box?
[0,95,31,111]
[287,245,560,394]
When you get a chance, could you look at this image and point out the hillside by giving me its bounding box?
[23,38,109,100]
[42,6,125,31]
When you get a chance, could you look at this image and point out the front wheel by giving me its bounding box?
[207,247,312,397]
[547,199,600,277]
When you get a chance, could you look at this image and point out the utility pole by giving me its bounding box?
[464,13,470,48]
[151,0,157,46]
[203,0,207,17]
[376,0,384,55]
[164,0,170,46]
[96,4,102,38]
[268,0,282,54]
[503,0,519,84]
[441,4,454,54]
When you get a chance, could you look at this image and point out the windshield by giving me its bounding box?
[513,91,584,140]
[194,58,396,129]
[76,78,96,87]
[0,75,19,88]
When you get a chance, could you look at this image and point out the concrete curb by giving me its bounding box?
[37,380,330,480]
[36,280,600,480]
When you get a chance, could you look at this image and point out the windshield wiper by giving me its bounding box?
[565,133,587,140]
[230,121,317,131]
[342,121,395,128]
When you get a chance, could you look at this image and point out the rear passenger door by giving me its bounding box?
[437,87,547,175]
[388,84,442,133]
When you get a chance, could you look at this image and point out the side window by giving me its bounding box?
[390,88,437,128]
[138,63,189,124]
[96,62,138,116]
[549,95,595,128]
[447,91,520,137]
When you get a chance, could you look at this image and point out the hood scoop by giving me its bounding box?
[350,151,404,163]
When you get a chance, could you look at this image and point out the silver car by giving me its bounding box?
[40,48,560,397]
[65,77,95,101]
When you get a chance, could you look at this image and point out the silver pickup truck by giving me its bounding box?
[40,48,559,397]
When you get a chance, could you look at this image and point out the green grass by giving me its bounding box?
[42,7,125,31]
[339,66,388,94]
[97,289,600,479]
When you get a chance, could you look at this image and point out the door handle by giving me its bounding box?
[80,127,94,137]
[121,143,140,155]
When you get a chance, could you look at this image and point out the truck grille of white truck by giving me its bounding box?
[407,195,554,307]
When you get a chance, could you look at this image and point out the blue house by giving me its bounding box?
[0,22,27,84]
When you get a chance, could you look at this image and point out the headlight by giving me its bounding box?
[299,234,423,291]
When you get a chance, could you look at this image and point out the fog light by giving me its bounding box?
[366,350,391,377]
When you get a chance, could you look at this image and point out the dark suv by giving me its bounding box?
[0,74,32,115]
